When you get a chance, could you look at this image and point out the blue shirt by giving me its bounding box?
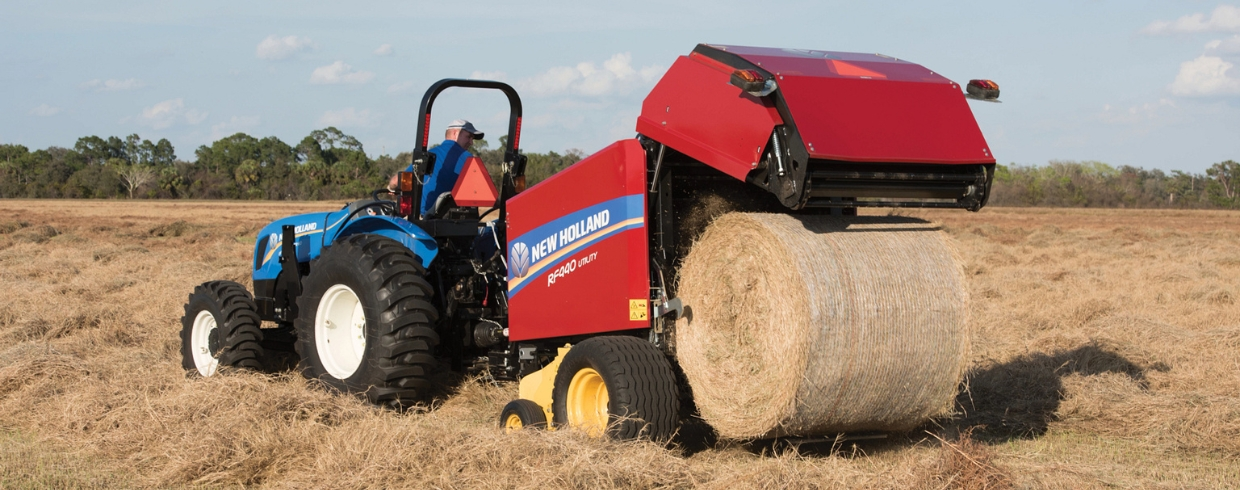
[405,140,472,216]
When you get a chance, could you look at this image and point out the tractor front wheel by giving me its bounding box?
[552,336,679,440]
[294,233,440,407]
[180,281,264,376]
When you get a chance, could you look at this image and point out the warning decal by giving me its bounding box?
[629,299,648,321]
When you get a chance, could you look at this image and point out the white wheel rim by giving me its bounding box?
[191,310,219,377]
[315,284,367,379]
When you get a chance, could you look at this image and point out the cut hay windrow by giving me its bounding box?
[675,213,969,439]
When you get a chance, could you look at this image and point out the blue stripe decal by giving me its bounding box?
[507,194,644,298]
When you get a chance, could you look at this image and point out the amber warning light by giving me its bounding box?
[397,172,415,217]
[729,69,777,97]
[965,79,1001,102]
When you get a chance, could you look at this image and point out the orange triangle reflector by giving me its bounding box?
[452,156,499,208]
[828,60,887,79]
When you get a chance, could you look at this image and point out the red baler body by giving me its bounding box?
[506,44,995,342]
[505,140,650,342]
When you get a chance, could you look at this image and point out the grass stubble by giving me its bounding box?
[0,200,1236,488]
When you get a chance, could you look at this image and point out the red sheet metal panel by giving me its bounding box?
[505,139,650,342]
[778,75,993,163]
[638,45,995,174]
[637,56,783,180]
[710,45,944,83]
[713,45,995,164]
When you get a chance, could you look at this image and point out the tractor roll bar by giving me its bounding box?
[410,79,525,222]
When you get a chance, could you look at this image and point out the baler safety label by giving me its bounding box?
[507,194,644,297]
[629,299,648,321]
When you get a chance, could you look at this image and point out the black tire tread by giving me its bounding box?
[294,234,440,407]
[552,336,678,440]
[500,399,548,430]
[180,280,265,373]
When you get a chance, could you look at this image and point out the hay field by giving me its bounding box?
[0,200,1237,488]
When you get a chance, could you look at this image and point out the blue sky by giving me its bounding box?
[2,1,1238,172]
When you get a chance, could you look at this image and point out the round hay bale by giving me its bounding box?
[675,213,968,439]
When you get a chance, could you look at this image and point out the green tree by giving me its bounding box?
[235,159,261,188]
[159,166,185,197]
[1205,160,1239,207]
[65,164,121,198]
[195,133,290,175]
[74,136,125,165]
[152,138,177,165]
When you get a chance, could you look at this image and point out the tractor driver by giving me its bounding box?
[388,119,484,217]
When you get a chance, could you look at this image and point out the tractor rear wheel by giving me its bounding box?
[552,336,679,440]
[294,233,440,407]
[499,399,547,432]
[180,281,264,376]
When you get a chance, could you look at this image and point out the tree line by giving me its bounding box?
[0,128,583,200]
[1,131,1235,209]
[988,160,1238,209]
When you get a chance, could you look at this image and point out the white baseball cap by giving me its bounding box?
[447,119,484,140]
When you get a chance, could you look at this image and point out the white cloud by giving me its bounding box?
[374,44,393,56]
[387,80,417,94]
[310,61,375,85]
[1142,5,1240,34]
[256,35,313,60]
[1205,34,1240,54]
[470,70,507,81]
[211,115,262,140]
[517,53,664,97]
[522,112,585,130]
[1169,55,1240,96]
[318,108,379,128]
[80,78,146,92]
[134,98,208,130]
[29,104,61,117]
[639,65,663,81]
[1099,98,1176,124]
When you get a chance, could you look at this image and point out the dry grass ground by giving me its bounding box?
[0,200,1236,488]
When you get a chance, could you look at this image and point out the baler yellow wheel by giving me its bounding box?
[566,367,610,436]
[498,399,547,432]
[550,336,679,440]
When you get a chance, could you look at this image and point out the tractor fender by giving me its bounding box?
[330,216,438,268]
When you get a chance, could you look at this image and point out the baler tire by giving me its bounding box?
[552,336,679,441]
[294,233,440,408]
[180,281,265,376]
[500,399,547,431]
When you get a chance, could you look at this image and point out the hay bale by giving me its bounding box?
[675,213,969,439]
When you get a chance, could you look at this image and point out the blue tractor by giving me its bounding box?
[180,80,528,407]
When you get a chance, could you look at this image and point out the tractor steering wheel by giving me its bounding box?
[339,192,399,226]
[365,189,398,216]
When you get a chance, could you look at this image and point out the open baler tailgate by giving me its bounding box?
[637,44,995,211]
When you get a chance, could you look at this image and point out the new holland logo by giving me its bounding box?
[510,241,531,278]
